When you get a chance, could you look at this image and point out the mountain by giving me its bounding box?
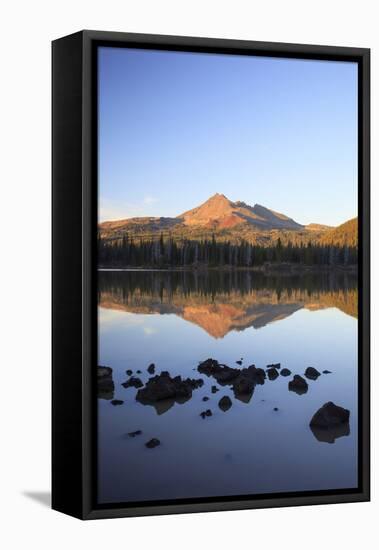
[179,193,303,230]
[99,193,357,248]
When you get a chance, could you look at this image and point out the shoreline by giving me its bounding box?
[98,263,358,274]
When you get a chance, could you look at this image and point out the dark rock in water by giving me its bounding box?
[202,396,210,402]
[280,368,292,377]
[288,375,308,395]
[267,367,279,381]
[232,366,265,402]
[122,376,143,389]
[136,370,142,374]
[310,402,350,428]
[136,372,203,407]
[310,422,350,444]
[236,360,243,365]
[126,369,133,376]
[97,366,115,400]
[128,430,142,437]
[145,438,160,448]
[200,409,212,419]
[198,358,240,384]
[323,370,332,374]
[310,402,350,443]
[147,363,155,374]
[267,363,281,370]
[218,396,232,412]
[211,385,219,394]
[273,407,279,411]
[111,399,124,406]
[233,375,254,396]
[305,366,321,380]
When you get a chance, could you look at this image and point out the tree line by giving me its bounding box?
[98,234,358,268]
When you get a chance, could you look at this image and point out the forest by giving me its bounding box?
[98,234,358,269]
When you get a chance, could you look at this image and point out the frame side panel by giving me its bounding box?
[52,32,84,518]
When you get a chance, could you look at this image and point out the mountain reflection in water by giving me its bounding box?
[98,270,357,338]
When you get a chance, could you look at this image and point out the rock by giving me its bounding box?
[267,367,279,381]
[97,366,115,400]
[273,407,279,411]
[136,370,142,374]
[202,396,209,402]
[309,402,350,443]
[236,360,243,365]
[136,372,203,405]
[233,375,254,396]
[200,409,212,419]
[310,402,350,428]
[198,358,240,384]
[267,363,281,370]
[145,438,160,448]
[126,369,133,376]
[147,363,155,374]
[280,368,292,377]
[211,385,219,393]
[128,430,142,437]
[310,422,350,443]
[218,396,232,411]
[111,399,124,406]
[122,377,143,389]
[288,375,308,395]
[323,370,332,374]
[305,366,321,380]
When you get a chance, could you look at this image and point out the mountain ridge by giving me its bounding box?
[99,193,357,248]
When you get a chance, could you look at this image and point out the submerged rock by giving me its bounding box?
[145,438,160,448]
[136,372,203,405]
[323,370,332,374]
[305,367,321,380]
[267,363,281,370]
[122,376,143,389]
[280,368,292,377]
[236,360,243,365]
[288,375,308,395]
[111,399,124,406]
[267,367,279,381]
[147,363,155,374]
[97,366,115,400]
[202,396,210,402]
[273,407,279,411]
[218,396,232,412]
[128,430,142,437]
[126,369,133,376]
[200,409,212,419]
[211,385,219,394]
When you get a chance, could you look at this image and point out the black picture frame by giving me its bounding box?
[52,30,370,520]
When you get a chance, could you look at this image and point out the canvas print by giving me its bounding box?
[97,47,358,505]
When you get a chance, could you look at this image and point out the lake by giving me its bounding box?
[97,269,358,504]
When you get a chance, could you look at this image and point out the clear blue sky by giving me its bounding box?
[98,47,358,226]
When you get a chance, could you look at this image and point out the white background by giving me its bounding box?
[1,1,376,548]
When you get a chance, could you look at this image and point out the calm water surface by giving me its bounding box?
[97,270,358,504]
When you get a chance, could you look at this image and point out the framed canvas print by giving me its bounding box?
[52,30,370,519]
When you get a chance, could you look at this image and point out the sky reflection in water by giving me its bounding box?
[97,270,358,504]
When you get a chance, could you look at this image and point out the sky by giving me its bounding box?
[98,47,358,226]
